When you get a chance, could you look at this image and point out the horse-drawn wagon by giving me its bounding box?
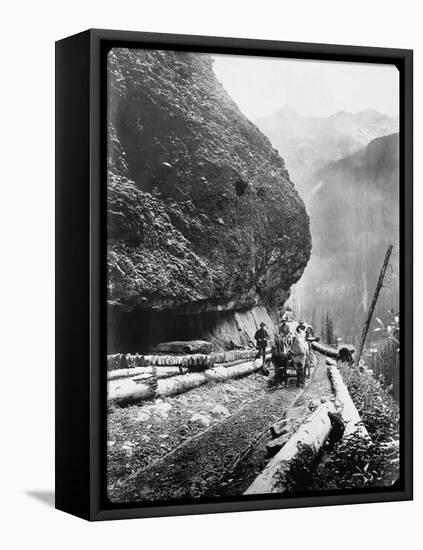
[271,331,314,387]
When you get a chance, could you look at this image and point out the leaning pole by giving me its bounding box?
[355,245,393,367]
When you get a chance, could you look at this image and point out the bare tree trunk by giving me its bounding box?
[327,365,370,440]
[108,359,265,406]
[244,402,335,495]
[355,245,393,366]
[310,341,339,358]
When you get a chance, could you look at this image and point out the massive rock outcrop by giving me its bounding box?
[107,48,311,351]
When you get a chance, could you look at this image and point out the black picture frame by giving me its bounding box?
[55,28,413,521]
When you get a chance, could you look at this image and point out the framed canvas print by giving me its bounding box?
[55,29,413,521]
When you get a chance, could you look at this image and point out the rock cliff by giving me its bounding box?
[107,48,311,351]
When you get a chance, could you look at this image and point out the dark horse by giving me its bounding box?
[291,331,309,387]
[271,333,292,387]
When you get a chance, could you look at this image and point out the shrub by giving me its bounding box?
[311,364,399,490]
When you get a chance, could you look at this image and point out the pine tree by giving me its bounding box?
[325,313,335,345]
[311,307,317,330]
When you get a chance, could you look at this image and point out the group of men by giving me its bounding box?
[253,318,317,375]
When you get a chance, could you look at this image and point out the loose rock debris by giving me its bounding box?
[108,355,332,502]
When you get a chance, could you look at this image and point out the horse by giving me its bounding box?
[271,334,290,386]
[291,331,309,387]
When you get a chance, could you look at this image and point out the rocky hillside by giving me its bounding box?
[293,133,399,341]
[255,105,398,197]
[107,48,311,351]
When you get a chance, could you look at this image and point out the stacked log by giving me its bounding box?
[244,401,336,495]
[108,358,265,406]
[156,340,213,354]
[108,376,158,404]
[108,366,188,381]
[106,348,258,371]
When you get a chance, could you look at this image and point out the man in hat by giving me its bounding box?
[296,320,307,335]
[279,317,291,337]
[254,322,270,373]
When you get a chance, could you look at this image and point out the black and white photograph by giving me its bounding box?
[1,0,420,543]
[106,47,402,504]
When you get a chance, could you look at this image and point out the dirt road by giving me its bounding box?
[108,353,332,503]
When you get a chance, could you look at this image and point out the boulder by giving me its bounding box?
[211,404,230,417]
[149,401,172,419]
[188,413,211,428]
[136,410,151,422]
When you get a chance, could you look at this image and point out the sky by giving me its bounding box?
[212,54,399,120]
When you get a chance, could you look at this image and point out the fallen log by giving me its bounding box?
[157,361,263,398]
[311,341,339,359]
[108,377,157,405]
[215,357,255,369]
[107,348,260,371]
[244,402,335,495]
[156,340,213,354]
[327,365,370,440]
[311,342,355,363]
[108,366,187,381]
[108,359,264,406]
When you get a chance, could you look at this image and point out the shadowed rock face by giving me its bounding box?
[106,48,311,334]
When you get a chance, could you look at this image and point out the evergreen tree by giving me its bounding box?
[311,307,317,330]
[325,312,335,345]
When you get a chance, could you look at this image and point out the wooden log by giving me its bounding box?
[327,365,370,439]
[107,354,121,370]
[211,352,225,363]
[244,402,335,495]
[311,341,339,358]
[214,358,254,369]
[108,359,263,405]
[157,361,262,398]
[107,348,259,371]
[108,366,187,381]
[108,377,157,405]
[355,245,393,366]
[156,340,213,354]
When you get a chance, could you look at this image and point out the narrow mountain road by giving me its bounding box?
[108,354,332,503]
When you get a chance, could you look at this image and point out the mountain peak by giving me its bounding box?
[357,108,383,116]
[276,104,298,117]
[331,109,352,117]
